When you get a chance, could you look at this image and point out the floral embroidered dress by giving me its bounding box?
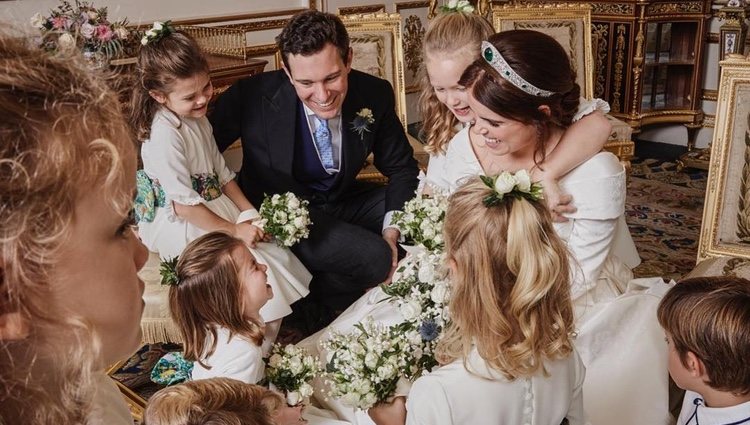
[137,107,311,323]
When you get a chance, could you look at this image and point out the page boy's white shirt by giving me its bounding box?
[677,390,750,425]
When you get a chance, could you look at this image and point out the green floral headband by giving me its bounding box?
[141,20,175,46]
[439,0,475,14]
[159,256,179,286]
[479,170,543,207]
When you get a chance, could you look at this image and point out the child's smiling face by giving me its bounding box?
[152,71,213,119]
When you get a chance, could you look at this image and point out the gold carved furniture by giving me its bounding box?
[694,54,750,266]
[491,3,634,169]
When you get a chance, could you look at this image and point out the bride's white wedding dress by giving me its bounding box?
[300,106,673,425]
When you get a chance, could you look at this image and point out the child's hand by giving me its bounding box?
[540,177,576,223]
[272,403,306,425]
[233,222,265,248]
[368,396,407,425]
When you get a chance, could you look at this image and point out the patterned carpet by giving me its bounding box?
[112,157,709,404]
[626,158,707,281]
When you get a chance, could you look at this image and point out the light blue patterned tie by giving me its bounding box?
[313,116,334,169]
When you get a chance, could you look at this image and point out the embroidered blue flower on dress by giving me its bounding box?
[351,107,375,139]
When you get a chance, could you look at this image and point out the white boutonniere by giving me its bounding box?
[351,108,375,139]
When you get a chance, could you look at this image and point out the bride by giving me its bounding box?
[302,29,671,425]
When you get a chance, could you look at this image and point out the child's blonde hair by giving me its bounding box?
[418,11,494,154]
[130,30,209,141]
[144,377,282,425]
[0,34,135,423]
[438,177,574,380]
[170,232,264,367]
[657,276,750,395]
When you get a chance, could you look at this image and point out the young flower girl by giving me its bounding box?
[369,175,586,425]
[130,23,311,343]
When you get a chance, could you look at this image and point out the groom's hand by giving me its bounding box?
[382,228,400,285]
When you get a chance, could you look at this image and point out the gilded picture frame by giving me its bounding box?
[698,54,750,262]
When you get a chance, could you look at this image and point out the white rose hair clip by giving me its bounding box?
[479,170,543,207]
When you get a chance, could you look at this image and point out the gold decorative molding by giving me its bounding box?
[490,2,595,98]
[630,4,646,118]
[396,0,430,11]
[697,55,750,261]
[738,113,750,241]
[168,7,308,27]
[339,4,386,15]
[590,2,634,15]
[593,23,609,98]
[709,32,721,43]
[340,13,408,129]
[703,89,719,101]
[612,24,626,113]
[647,1,705,15]
[403,14,425,83]
[703,113,716,128]
[231,18,289,32]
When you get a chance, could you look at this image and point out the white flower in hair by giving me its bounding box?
[515,169,532,192]
[494,171,517,195]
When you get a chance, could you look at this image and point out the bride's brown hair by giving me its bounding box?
[459,30,581,167]
[437,177,575,379]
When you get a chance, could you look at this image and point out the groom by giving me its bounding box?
[210,10,419,311]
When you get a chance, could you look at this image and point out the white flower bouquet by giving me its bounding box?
[382,251,451,378]
[265,343,322,406]
[321,318,420,410]
[258,192,312,247]
[390,192,448,252]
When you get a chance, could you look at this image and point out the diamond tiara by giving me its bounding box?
[481,41,555,97]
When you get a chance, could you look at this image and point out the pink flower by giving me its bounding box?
[51,16,68,29]
[96,24,113,41]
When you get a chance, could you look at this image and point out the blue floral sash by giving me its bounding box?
[134,170,223,223]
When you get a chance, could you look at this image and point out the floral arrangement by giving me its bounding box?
[382,250,450,378]
[321,318,419,410]
[351,108,375,138]
[31,0,130,59]
[258,192,312,247]
[480,169,543,207]
[265,344,321,406]
[439,0,475,14]
[390,192,448,252]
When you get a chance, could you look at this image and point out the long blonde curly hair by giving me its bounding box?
[418,12,494,154]
[438,177,575,379]
[0,33,136,423]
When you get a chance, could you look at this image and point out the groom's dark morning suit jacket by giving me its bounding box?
[209,69,419,210]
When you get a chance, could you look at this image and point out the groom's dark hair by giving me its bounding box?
[276,10,350,71]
